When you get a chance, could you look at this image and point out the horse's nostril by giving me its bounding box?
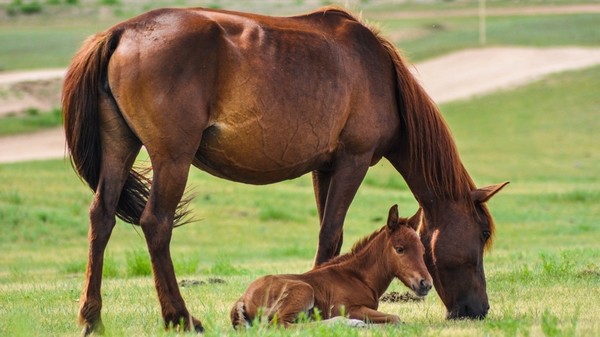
[482,304,490,317]
[419,279,431,290]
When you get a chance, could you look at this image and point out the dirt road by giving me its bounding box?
[1,46,600,164]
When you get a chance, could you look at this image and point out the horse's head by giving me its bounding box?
[385,205,432,297]
[418,182,509,320]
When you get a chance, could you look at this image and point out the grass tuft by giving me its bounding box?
[125,249,152,277]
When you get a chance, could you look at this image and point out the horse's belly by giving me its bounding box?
[193,121,335,185]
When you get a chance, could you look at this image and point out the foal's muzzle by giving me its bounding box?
[413,278,432,297]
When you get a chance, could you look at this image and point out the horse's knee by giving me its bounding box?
[139,210,173,250]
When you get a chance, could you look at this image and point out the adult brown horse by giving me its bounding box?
[231,205,432,328]
[62,5,508,335]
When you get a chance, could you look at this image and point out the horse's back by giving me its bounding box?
[107,7,399,184]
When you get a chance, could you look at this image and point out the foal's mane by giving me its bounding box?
[318,226,386,268]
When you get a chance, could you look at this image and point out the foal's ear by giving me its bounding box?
[407,208,422,231]
[471,181,510,203]
[387,204,400,231]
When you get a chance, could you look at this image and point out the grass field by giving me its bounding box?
[1,58,599,335]
[1,0,599,336]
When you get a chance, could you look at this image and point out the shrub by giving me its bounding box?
[19,1,43,14]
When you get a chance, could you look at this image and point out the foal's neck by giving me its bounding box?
[340,232,395,297]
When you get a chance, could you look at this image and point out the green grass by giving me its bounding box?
[0,108,62,136]
[380,13,600,62]
[0,23,106,71]
[1,63,599,335]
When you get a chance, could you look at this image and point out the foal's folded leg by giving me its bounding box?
[348,306,402,324]
[269,281,315,326]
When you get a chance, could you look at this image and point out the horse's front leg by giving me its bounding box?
[347,306,402,324]
[139,157,203,333]
[313,153,371,266]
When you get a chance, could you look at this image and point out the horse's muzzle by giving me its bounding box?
[446,302,489,320]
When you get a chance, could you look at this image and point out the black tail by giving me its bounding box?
[62,30,189,225]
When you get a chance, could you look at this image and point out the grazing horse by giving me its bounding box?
[62,5,508,335]
[230,205,432,328]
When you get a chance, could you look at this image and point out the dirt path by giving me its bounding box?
[413,47,600,104]
[0,69,66,117]
[2,46,600,164]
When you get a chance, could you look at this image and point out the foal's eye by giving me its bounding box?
[482,230,491,240]
[395,247,405,254]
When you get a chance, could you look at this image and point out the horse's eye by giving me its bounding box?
[395,247,405,254]
[482,230,491,240]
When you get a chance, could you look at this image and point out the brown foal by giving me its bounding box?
[230,205,432,327]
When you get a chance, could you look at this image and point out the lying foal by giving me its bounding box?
[230,205,432,328]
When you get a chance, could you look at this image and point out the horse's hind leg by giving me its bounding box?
[79,96,141,336]
[139,143,203,332]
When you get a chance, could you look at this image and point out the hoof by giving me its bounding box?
[169,315,204,334]
[192,316,205,333]
[323,316,367,328]
[80,319,105,336]
[345,319,367,328]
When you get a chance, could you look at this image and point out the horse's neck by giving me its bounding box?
[389,140,475,206]
[337,233,395,297]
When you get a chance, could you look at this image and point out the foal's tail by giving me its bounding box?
[62,30,186,225]
[376,36,475,200]
[230,300,251,329]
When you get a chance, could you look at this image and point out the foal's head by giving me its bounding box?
[385,205,432,297]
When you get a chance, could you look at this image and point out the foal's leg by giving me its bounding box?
[269,281,315,327]
[347,306,401,324]
[313,153,372,266]
[79,97,141,336]
[139,153,203,332]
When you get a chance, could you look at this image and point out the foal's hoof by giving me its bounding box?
[345,319,367,328]
[324,316,367,328]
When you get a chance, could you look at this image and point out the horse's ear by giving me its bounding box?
[471,181,510,203]
[407,208,422,231]
[387,204,400,231]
